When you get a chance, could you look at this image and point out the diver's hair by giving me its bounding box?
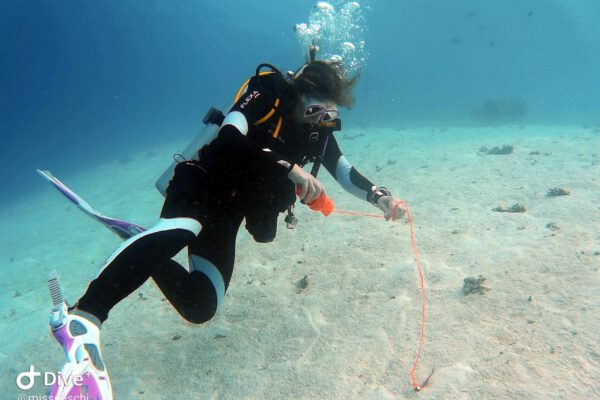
[293,61,359,108]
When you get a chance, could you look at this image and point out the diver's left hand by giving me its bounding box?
[377,196,406,221]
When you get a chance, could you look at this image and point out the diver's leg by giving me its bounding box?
[151,212,243,324]
[151,260,218,323]
[48,217,201,399]
[75,217,202,322]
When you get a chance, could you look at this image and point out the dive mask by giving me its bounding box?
[303,98,339,125]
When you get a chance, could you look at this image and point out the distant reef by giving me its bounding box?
[471,97,527,126]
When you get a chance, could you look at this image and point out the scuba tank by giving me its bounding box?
[155,107,224,196]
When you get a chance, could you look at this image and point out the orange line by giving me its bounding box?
[333,202,431,390]
[332,209,384,218]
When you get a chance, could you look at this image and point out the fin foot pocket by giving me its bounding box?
[48,272,113,399]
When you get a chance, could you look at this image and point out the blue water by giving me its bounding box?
[1,0,599,204]
[1,2,600,398]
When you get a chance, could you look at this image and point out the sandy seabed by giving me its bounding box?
[0,125,598,399]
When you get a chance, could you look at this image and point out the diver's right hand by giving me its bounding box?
[288,164,325,204]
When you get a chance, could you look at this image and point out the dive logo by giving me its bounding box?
[239,90,260,109]
[16,365,85,390]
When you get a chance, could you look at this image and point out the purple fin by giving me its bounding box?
[37,169,147,240]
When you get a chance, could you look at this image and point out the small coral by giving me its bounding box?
[296,275,310,293]
[462,275,490,295]
[493,203,527,213]
[486,145,514,155]
[546,187,570,197]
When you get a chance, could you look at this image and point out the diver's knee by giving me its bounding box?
[181,270,221,325]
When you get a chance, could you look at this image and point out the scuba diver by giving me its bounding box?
[47,52,405,399]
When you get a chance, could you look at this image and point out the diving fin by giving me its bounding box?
[37,169,146,240]
[48,270,113,400]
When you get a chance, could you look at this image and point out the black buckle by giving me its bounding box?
[284,207,298,229]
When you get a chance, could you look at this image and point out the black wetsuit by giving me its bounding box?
[77,71,381,324]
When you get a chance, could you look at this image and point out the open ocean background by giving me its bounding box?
[1,0,599,206]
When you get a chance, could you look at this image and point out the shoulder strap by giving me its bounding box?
[233,68,284,138]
